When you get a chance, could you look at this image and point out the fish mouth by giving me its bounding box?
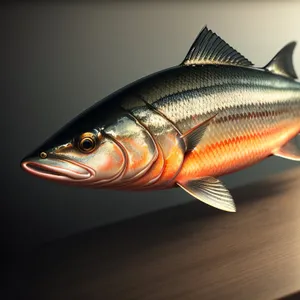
[21,157,94,181]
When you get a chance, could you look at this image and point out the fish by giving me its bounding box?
[21,26,300,212]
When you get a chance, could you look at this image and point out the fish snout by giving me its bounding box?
[21,156,94,182]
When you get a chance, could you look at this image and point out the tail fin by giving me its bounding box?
[264,42,298,79]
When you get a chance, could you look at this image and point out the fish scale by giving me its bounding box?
[135,66,300,182]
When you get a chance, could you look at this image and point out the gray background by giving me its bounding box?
[2,1,300,253]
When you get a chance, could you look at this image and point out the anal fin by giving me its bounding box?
[273,138,300,161]
[177,177,236,212]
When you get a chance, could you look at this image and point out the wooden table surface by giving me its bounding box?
[8,168,300,300]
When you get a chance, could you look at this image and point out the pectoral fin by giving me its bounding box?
[180,114,217,152]
[177,177,236,212]
[273,138,300,161]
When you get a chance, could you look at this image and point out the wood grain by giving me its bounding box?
[10,168,300,300]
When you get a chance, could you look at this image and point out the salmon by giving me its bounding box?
[21,26,300,212]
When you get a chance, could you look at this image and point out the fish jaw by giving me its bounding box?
[21,157,94,183]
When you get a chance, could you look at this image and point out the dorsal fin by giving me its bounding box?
[264,42,298,79]
[181,26,253,67]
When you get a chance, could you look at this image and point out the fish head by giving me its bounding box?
[21,128,126,186]
[21,103,127,186]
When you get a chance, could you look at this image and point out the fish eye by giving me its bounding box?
[78,133,97,153]
[40,152,47,159]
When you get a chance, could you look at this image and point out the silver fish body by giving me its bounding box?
[21,26,300,212]
[120,65,300,180]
